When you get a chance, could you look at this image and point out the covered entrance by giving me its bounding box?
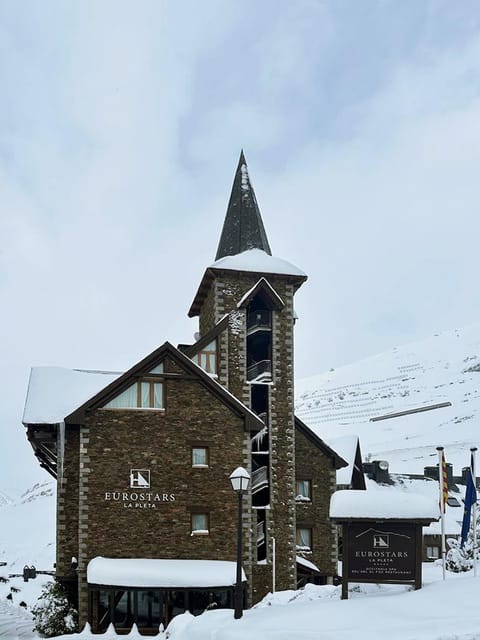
[87,558,245,634]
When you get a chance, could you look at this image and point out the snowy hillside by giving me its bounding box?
[0,479,56,615]
[296,324,480,474]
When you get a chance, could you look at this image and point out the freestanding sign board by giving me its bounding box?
[341,520,423,598]
[330,490,439,600]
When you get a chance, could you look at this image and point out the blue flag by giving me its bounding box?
[461,456,477,547]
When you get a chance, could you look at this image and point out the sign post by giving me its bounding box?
[330,490,439,600]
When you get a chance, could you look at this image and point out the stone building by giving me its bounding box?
[23,152,346,633]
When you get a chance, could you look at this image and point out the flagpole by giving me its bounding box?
[437,446,446,580]
[472,447,478,577]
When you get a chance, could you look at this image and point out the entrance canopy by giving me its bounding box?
[87,557,246,588]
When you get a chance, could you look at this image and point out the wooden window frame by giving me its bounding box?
[193,340,218,375]
[137,378,164,409]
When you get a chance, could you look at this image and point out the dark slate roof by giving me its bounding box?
[215,151,272,260]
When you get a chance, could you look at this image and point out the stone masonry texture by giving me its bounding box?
[72,354,250,627]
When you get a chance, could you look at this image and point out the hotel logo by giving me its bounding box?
[373,534,389,548]
[130,469,150,489]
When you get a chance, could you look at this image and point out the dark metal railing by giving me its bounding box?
[247,310,271,332]
[247,360,272,382]
[251,466,268,493]
[256,522,265,546]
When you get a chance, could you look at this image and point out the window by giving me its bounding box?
[192,340,217,375]
[192,447,209,467]
[103,363,164,410]
[296,527,312,551]
[295,479,311,502]
[426,546,440,559]
[191,513,209,535]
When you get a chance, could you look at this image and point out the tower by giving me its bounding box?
[189,152,307,601]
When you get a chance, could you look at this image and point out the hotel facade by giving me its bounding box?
[23,153,346,634]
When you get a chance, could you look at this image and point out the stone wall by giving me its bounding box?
[75,354,251,626]
[56,425,80,579]
[197,271,303,599]
[295,427,338,577]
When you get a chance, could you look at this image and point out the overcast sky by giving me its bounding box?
[2,0,480,488]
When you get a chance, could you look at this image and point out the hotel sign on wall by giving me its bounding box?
[104,469,176,509]
[347,522,416,582]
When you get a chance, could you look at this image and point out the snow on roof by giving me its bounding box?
[210,249,305,277]
[326,435,360,486]
[23,367,121,424]
[330,489,439,520]
[87,557,246,588]
[383,476,462,536]
[296,556,320,572]
[236,277,285,309]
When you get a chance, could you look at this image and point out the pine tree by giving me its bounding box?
[31,582,78,637]
[446,522,480,572]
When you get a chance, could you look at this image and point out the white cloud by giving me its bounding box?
[2,1,480,485]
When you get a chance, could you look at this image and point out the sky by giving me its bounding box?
[2,0,480,487]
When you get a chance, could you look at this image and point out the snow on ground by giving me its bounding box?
[296,323,480,474]
[48,563,480,639]
[0,479,56,637]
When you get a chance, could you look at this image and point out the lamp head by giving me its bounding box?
[229,466,250,493]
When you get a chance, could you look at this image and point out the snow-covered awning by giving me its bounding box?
[330,489,439,521]
[296,556,320,573]
[87,557,246,588]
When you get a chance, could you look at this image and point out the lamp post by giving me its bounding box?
[229,466,250,619]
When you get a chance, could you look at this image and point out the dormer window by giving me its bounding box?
[103,363,164,410]
[192,340,217,375]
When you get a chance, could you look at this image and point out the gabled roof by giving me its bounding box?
[237,277,285,311]
[294,416,348,470]
[65,341,264,431]
[326,434,366,489]
[215,151,272,261]
[189,250,307,318]
[180,314,229,358]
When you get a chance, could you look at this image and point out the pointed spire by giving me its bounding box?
[215,151,272,261]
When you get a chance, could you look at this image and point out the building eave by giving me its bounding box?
[294,416,348,470]
[65,341,263,432]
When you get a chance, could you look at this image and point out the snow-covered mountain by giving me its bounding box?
[0,479,55,615]
[296,323,480,475]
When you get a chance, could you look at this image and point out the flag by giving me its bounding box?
[440,450,449,513]
[461,454,478,547]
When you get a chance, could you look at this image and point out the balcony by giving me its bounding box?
[247,310,271,335]
[257,521,265,546]
[247,360,272,383]
[251,466,268,493]
[251,426,268,453]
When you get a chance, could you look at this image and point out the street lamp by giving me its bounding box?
[229,466,250,619]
